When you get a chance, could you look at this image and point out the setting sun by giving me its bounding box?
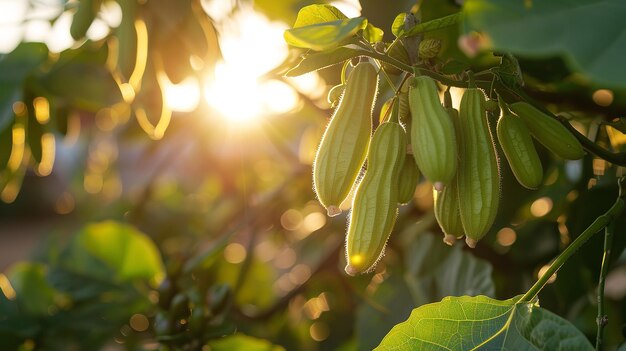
[202,5,298,125]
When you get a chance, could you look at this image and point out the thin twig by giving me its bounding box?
[596,219,616,350]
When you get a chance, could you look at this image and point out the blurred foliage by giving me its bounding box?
[1,0,626,350]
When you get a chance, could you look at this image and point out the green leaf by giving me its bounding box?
[68,221,164,285]
[402,12,462,38]
[493,53,524,87]
[7,262,58,315]
[0,42,48,131]
[208,333,286,351]
[463,0,626,88]
[376,295,594,350]
[285,46,369,77]
[404,233,494,305]
[441,59,470,75]
[284,18,366,51]
[363,23,384,43]
[391,13,407,37]
[293,4,347,28]
[42,63,122,111]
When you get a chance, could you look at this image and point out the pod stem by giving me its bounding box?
[519,178,626,303]
[467,71,476,88]
[497,94,512,115]
[444,87,453,109]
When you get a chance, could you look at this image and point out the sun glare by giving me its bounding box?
[202,5,300,126]
[162,76,200,113]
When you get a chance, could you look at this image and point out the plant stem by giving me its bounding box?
[596,220,615,350]
[519,179,625,303]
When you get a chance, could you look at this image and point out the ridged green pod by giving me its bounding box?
[313,61,378,216]
[397,154,420,204]
[497,110,543,189]
[509,102,584,160]
[434,181,463,245]
[398,82,410,122]
[409,76,457,190]
[434,107,464,245]
[345,122,406,275]
[457,89,500,248]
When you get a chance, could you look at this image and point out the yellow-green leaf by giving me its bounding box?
[376,295,594,350]
[284,18,366,51]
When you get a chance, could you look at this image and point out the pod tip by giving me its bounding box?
[327,206,342,217]
[443,234,457,246]
[465,237,478,248]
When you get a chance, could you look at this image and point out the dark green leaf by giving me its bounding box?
[402,12,462,38]
[293,4,347,28]
[0,43,48,131]
[404,233,495,305]
[463,0,626,88]
[284,18,367,51]
[441,59,470,75]
[355,274,414,351]
[285,46,369,77]
[376,295,594,350]
[494,53,524,87]
[42,63,122,111]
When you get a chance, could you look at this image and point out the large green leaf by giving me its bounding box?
[404,233,495,305]
[285,46,369,77]
[0,43,48,131]
[463,0,626,88]
[376,295,594,350]
[208,334,285,351]
[67,221,164,285]
[284,18,366,51]
[6,262,58,315]
[292,4,347,28]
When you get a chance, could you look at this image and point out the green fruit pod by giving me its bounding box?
[345,122,406,275]
[496,110,543,189]
[433,180,464,245]
[457,88,500,248]
[434,107,464,245]
[409,76,457,190]
[313,61,378,217]
[508,102,584,160]
[397,154,420,204]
